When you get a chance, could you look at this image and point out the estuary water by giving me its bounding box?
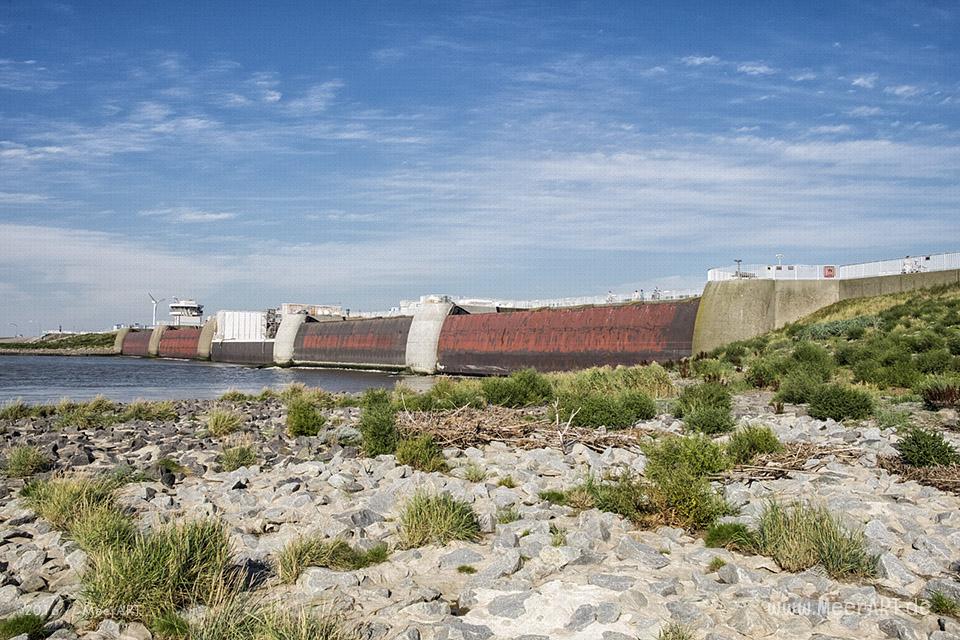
[0,355,430,403]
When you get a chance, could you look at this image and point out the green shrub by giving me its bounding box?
[745,356,784,389]
[481,368,553,407]
[395,435,448,472]
[673,382,731,418]
[398,492,481,548]
[206,409,243,437]
[642,435,731,529]
[218,445,257,472]
[683,405,735,435]
[896,428,960,467]
[358,401,397,457]
[808,384,874,421]
[917,375,960,409]
[3,445,51,478]
[726,425,783,465]
[918,349,953,374]
[497,475,516,488]
[775,369,823,404]
[82,520,232,623]
[552,389,656,428]
[707,556,726,572]
[753,501,877,579]
[286,397,326,437]
[789,342,835,380]
[276,537,389,583]
[691,358,731,382]
[0,613,47,640]
[704,522,756,550]
[396,378,486,411]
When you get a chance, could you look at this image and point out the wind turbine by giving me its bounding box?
[148,293,167,327]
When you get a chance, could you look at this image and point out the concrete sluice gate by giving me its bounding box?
[211,341,275,365]
[157,327,202,359]
[436,299,700,375]
[120,330,152,357]
[292,317,413,369]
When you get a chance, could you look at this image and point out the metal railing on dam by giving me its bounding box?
[707,251,960,282]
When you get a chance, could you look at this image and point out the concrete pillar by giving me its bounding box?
[197,317,217,360]
[113,327,130,354]
[405,300,455,374]
[147,325,166,357]
[273,313,306,366]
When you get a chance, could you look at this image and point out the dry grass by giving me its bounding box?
[276,537,388,583]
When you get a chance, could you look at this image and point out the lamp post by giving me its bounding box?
[734,259,743,278]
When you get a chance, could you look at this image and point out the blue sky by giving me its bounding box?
[1,1,959,330]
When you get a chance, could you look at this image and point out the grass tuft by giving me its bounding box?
[276,537,389,583]
[285,397,326,437]
[398,492,481,548]
[3,445,51,478]
[218,444,257,472]
[82,519,232,624]
[0,613,47,640]
[726,425,783,465]
[480,368,553,407]
[927,591,959,617]
[358,391,397,456]
[707,557,726,573]
[658,622,694,640]
[462,462,488,483]
[496,506,520,524]
[456,564,476,574]
[395,435,448,472]
[206,409,243,437]
[752,500,877,579]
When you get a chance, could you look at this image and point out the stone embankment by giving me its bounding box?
[1,394,959,640]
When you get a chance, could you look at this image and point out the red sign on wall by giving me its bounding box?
[823,265,836,278]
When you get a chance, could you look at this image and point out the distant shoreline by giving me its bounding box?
[0,347,115,357]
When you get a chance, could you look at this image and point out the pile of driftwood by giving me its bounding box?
[878,456,960,496]
[722,442,864,481]
[394,405,650,453]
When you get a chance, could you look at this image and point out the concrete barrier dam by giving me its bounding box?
[113,252,960,375]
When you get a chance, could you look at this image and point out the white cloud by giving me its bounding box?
[884,84,922,97]
[681,55,720,66]
[0,191,52,204]
[640,66,667,77]
[808,125,851,134]
[737,63,776,76]
[847,106,883,117]
[285,80,344,114]
[851,73,878,88]
[790,71,817,81]
[139,207,237,222]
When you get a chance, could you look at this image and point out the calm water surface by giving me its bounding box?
[0,355,433,403]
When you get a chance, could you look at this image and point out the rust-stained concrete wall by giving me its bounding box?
[293,317,413,369]
[157,326,202,359]
[437,300,700,375]
[120,330,152,357]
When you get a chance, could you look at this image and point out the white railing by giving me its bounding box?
[707,251,960,282]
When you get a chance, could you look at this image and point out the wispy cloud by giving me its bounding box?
[847,106,883,117]
[0,59,63,91]
[790,71,817,81]
[0,191,53,204]
[851,73,879,88]
[884,84,922,97]
[139,207,237,222]
[285,80,344,114]
[737,63,776,76]
[808,125,851,134]
[681,55,720,66]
